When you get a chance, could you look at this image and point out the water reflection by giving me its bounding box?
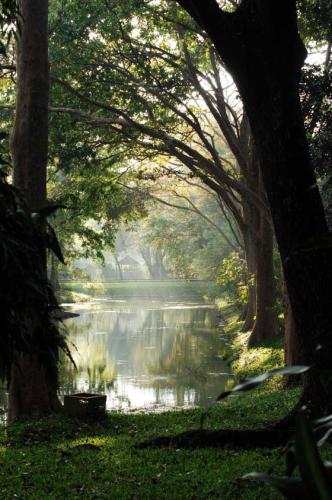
[59,300,234,411]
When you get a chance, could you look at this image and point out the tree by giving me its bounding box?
[10,0,48,208]
[175,0,332,410]
[129,182,236,280]
[0,0,72,422]
[6,0,62,420]
[47,130,147,266]
[44,0,279,343]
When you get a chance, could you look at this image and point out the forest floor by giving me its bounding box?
[0,308,310,499]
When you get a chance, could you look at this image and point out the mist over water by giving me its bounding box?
[59,298,234,411]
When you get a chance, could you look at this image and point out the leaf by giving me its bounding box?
[46,223,65,264]
[243,472,306,498]
[51,310,80,320]
[216,366,310,401]
[317,428,332,448]
[313,420,332,442]
[313,415,332,426]
[295,407,332,499]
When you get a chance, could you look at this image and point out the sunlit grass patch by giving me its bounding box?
[59,436,108,450]
[233,341,284,380]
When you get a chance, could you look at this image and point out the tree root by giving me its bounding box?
[135,428,293,450]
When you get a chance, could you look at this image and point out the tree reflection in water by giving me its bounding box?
[58,300,234,411]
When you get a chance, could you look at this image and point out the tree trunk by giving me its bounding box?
[283,278,302,387]
[154,250,167,280]
[249,216,279,346]
[228,5,332,406]
[177,0,332,411]
[8,0,59,421]
[49,252,60,292]
[140,247,155,279]
[282,269,302,367]
[11,0,48,210]
[114,254,123,280]
[8,353,53,422]
[241,229,256,332]
[284,304,298,366]
[241,153,279,343]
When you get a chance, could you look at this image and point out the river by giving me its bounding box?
[59,298,234,411]
[0,298,234,416]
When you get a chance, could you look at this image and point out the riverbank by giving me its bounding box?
[59,280,213,303]
[0,306,303,499]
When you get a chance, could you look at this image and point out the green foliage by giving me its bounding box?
[48,0,195,154]
[298,0,332,44]
[131,190,237,280]
[217,252,250,304]
[298,0,332,228]
[0,0,18,56]
[45,0,242,270]
[301,64,332,177]
[46,109,147,261]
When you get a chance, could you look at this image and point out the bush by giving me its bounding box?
[216,252,251,305]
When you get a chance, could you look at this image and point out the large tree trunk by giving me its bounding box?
[283,274,302,387]
[176,0,332,411]
[249,215,279,345]
[8,354,52,422]
[8,0,59,421]
[11,0,48,209]
[241,148,279,344]
[282,270,302,366]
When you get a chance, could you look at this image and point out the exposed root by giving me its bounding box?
[135,428,293,450]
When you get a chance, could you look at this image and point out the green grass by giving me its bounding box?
[0,305,304,499]
[60,280,212,303]
[0,408,292,500]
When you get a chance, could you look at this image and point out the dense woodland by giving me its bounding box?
[0,0,331,498]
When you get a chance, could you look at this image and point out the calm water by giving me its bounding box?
[59,299,234,411]
[0,299,234,415]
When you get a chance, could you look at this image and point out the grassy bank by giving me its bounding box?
[60,280,212,303]
[0,306,304,499]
